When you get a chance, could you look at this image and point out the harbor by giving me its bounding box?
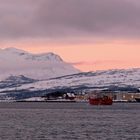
[12,91,140,104]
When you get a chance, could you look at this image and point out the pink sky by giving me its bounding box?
[1,39,140,72]
[0,0,140,72]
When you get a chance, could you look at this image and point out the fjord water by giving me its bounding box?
[0,102,140,140]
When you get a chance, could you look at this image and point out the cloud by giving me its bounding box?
[0,0,140,40]
[72,60,124,66]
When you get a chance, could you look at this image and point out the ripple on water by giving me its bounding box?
[0,102,139,140]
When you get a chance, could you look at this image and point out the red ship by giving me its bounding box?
[89,95,113,105]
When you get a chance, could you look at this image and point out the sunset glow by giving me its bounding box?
[0,0,140,72]
[1,39,140,71]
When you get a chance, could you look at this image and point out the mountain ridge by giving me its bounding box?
[0,47,140,100]
[0,47,80,80]
[0,68,140,100]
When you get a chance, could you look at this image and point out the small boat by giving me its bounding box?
[89,95,113,105]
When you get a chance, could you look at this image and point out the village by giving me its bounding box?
[37,91,140,103]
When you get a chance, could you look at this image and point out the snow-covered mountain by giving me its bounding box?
[0,47,140,100]
[13,68,140,91]
[0,47,80,80]
[0,68,140,100]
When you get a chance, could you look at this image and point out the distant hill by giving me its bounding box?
[0,68,140,100]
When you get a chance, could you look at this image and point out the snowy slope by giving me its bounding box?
[17,68,140,91]
[0,68,140,98]
[0,48,80,80]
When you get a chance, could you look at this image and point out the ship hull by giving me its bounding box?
[89,97,113,105]
[135,98,140,102]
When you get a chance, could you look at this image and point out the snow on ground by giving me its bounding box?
[0,68,140,93]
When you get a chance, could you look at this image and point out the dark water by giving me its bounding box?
[0,102,140,140]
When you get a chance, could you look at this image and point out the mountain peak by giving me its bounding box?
[0,47,80,80]
[1,47,63,61]
[2,47,28,55]
[35,52,63,62]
